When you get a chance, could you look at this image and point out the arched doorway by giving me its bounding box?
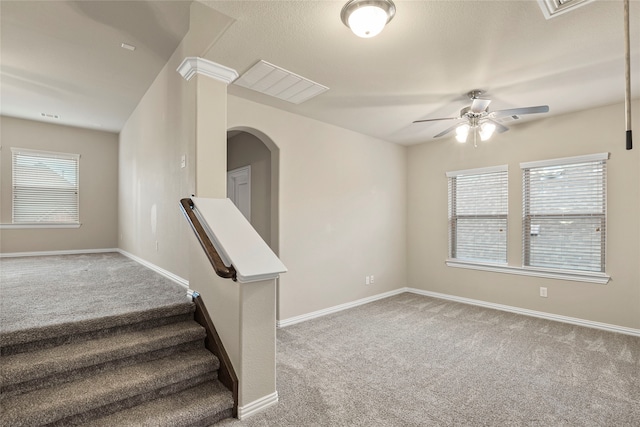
[226,128,280,256]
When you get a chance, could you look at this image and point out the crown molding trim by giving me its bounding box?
[177,57,238,84]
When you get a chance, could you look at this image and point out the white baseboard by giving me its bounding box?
[117,249,189,289]
[405,287,640,337]
[277,285,640,337]
[277,288,407,328]
[238,391,278,420]
[0,248,118,258]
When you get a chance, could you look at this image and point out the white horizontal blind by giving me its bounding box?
[522,154,607,272]
[448,166,508,263]
[12,148,80,224]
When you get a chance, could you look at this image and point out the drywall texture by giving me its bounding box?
[117,45,194,278]
[407,101,640,330]
[118,1,233,279]
[118,3,279,409]
[0,116,118,253]
[227,95,408,321]
[227,132,272,246]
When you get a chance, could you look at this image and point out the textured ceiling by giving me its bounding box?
[0,0,191,132]
[1,0,638,145]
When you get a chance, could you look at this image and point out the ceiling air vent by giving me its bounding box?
[234,60,329,104]
[537,0,595,19]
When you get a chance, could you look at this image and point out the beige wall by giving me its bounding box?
[227,95,408,321]
[227,132,272,246]
[117,1,232,278]
[407,101,640,329]
[0,116,118,253]
[117,43,194,278]
[118,2,280,409]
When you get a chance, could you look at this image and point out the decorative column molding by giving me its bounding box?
[177,57,239,84]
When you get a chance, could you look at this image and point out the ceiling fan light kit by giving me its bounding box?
[479,122,496,141]
[413,90,550,148]
[341,0,395,38]
[456,124,470,143]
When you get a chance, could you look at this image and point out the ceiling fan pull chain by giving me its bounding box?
[624,0,633,150]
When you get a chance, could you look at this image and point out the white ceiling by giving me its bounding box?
[1,0,638,145]
[0,0,191,132]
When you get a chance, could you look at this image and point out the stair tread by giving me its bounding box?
[1,321,208,388]
[84,380,234,427]
[0,348,218,426]
[0,301,195,349]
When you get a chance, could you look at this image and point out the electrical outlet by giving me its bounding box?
[155,241,159,252]
[370,275,375,284]
[540,287,547,298]
[365,276,370,285]
[181,155,186,168]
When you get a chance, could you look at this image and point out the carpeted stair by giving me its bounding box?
[0,300,234,426]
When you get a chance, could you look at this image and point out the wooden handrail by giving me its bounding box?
[179,198,237,281]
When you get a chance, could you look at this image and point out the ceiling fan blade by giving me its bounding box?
[493,105,549,118]
[470,98,491,113]
[434,123,461,138]
[486,118,509,133]
[413,117,458,124]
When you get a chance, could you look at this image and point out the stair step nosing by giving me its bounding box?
[83,380,235,427]
[1,322,208,387]
[0,301,195,348]
[0,349,218,427]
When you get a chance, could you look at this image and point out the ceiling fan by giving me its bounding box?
[413,90,549,147]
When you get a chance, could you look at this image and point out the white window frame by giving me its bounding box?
[446,155,610,285]
[5,148,81,229]
[446,165,509,267]
[521,152,609,278]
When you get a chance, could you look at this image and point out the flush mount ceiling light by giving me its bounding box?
[341,0,396,38]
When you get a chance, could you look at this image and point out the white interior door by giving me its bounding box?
[227,166,251,221]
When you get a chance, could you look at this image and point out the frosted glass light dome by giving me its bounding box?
[348,6,388,38]
[456,124,470,143]
[341,0,396,38]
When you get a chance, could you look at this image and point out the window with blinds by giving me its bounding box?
[11,148,80,224]
[521,153,608,273]
[447,165,508,264]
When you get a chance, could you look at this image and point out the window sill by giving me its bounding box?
[446,259,610,285]
[0,223,81,230]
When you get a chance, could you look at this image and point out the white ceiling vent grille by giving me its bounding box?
[234,60,329,104]
[537,0,595,19]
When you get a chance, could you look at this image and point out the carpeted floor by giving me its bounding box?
[2,254,638,426]
[221,293,640,427]
[1,253,233,425]
[0,253,190,346]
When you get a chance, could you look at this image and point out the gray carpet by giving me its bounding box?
[0,253,233,426]
[0,252,191,346]
[221,293,640,426]
[3,254,638,425]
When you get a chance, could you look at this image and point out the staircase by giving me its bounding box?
[0,299,235,426]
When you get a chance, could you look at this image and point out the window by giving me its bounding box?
[522,153,607,273]
[447,165,508,264]
[11,148,80,224]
